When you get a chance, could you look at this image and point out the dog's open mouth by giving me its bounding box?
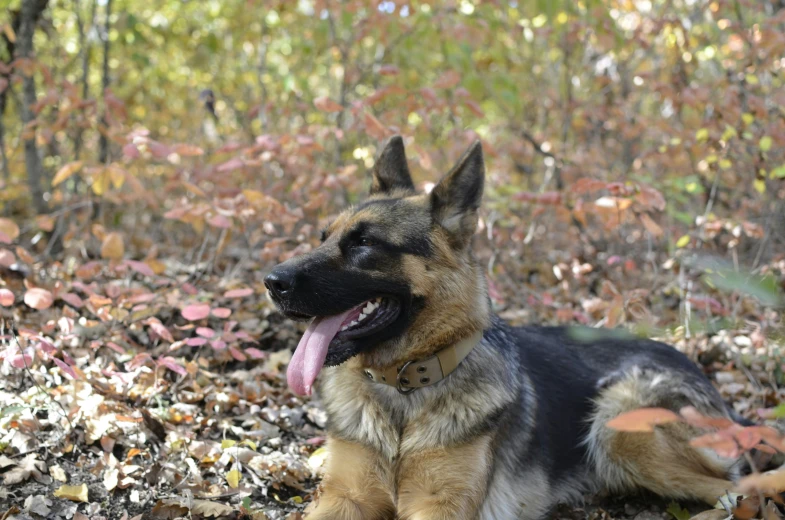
[287,297,400,396]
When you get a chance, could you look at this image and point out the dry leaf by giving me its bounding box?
[3,454,47,484]
[182,303,211,321]
[0,218,20,242]
[101,232,125,260]
[0,288,14,306]
[52,161,84,186]
[24,288,54,310]
[313,96,343,113]
[606,407,681,432]
[53,483,89,502]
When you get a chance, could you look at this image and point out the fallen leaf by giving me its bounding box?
[24,288,54,310]
[49,464,67,482]
[53,483,89,503]
[0,288,14,306]
[606,407,681,432]
[182,303,211,321]
[101,232,125,260]
[3,454,47,484]
[224,288,253,298]
[0,218,20,242]
[226,468,241,488]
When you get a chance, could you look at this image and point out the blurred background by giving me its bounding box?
[2,0,785,517]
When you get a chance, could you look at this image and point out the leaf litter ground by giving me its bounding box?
[1,248,784,520]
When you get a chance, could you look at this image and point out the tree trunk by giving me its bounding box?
[16,0,49,214]
[98,0,112,165]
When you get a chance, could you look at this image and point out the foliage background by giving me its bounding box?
[1,0,785,518]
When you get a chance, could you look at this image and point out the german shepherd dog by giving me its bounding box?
[264,137,747,519]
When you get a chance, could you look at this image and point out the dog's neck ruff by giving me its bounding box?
[362,330,484,394]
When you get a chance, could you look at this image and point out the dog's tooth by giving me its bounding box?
[364,303,374,313]
[340,326,348,331]
[350,320,357,326]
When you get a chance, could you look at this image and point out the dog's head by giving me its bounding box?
[265,137,490,395]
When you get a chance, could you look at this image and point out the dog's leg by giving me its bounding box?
[306,437,395,520]
[588,373,739,505]
[396,435,492,520]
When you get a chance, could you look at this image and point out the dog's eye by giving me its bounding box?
[357,237,376,247]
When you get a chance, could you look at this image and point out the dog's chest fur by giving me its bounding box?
[319,341,517,461]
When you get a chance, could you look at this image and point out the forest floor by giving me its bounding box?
[0,246,783,520]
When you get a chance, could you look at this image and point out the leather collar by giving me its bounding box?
[361,330,484,394]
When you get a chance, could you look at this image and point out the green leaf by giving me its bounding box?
[676,235,690,248]
[695,128,709,142]
[704,270,783,308]
[666,501,691,520]
[760,135,773,152]
[742,113,754,126]
[770,165,785,179]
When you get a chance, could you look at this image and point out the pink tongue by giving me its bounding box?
[287,309,354,396]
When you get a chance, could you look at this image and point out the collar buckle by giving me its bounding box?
[396,360,417,395]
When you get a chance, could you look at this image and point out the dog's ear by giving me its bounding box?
[370,136,415,195]
[430,140,485,247]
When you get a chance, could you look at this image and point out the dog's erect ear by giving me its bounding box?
[370,136,415,195]
[430,140,485,247]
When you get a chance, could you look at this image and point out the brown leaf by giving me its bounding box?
[364,112,388,140]
[313,96,343,113]
[24,288,54,310]
[0,288,13,306]
[606,407,681,432]
[433,69,461,89]
[101,232,125,260]
[52,161,83,186]
[639,213,664,237]
[0,218,20,243]
[3,454,47,484]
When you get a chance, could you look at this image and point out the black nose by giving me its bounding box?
[264,270,294,297]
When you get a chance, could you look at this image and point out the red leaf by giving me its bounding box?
[229,346,247,361]
[122,143,140,159]
[53,358,78,379]
[606,407,681,432]
[182,304,211,321]
[157,356,187,376]
[378,64,399,76]
[433,69,461,89]
[224,288,253,299]
[0,289,13,307]
[217,157,245,173]
[125,260,155,277]
[148,319,174,343]
[186,337,208,346]
[314,96,343,113]
[212,307,232,318]
[208,214,232,229]
[0,249,16,267]
[60,293,84,309]
[24,288,54,310]
[364,112,389,140]
[245,348,266,359]
[210,339,227,350]
[196,327,215,338]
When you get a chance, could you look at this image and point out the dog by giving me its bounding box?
[264,136,747,520]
